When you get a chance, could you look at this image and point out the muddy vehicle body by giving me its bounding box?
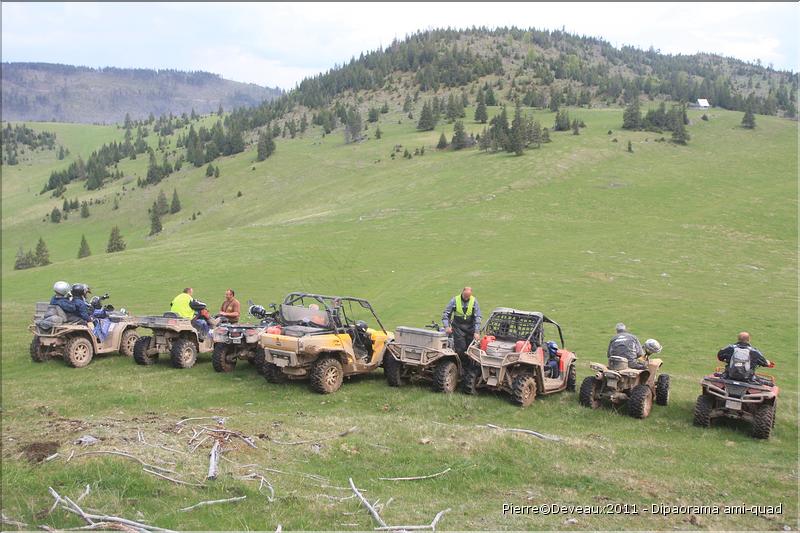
[133,314,215,369]
[29,299,139,368]
[580,351,669,419]
[259,292,392,393]
[462,308,577,406]
[211,302,278,373]
[694,368,779,439]
[383,321,462,393]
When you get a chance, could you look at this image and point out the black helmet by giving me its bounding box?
[355,320,368,331]
[71,283,91,299]
[189,299,207,311]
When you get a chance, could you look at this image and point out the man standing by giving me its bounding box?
[607,322,645,369]
[717,332,773,382]
[170,287,195,319]
[219,289,240,323]
[442,287,482,357]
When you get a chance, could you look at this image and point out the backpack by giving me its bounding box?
[728,346,752,381]
[36,305,67,330]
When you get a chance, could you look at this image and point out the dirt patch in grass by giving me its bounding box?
[21,441,59,463]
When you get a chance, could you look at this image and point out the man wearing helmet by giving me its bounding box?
[717,332,773,382]
[607,322,646,369]
[69,283,94,324]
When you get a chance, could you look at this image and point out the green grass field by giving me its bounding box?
[1,105,797,530]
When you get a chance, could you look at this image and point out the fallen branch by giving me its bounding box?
[44,453,60,462]
[48,487,175,532]
[76,484,91,503]
[142,468,206,488]
[482,423,561,441]
[374,508,451,531]
[179,496,246,512]
[1,513,28,528]
[378,467,451,481]
[234,472,275,502]
[176,416,226,426]
[207,440,221,480]
[72,450,177,473]
[199,427,257,448]
[348,478,387,528]
[270,426,358,445]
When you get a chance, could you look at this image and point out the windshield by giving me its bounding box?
[279,305,331,328]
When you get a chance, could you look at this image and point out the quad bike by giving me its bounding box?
[579,342,669,419]
[694,365,779,439]
[461,308,577,407]
[258,292,392,393]
[29,295,139,368]
[383,320,462,393]
[132,309,215,369]
[211,301,278,373]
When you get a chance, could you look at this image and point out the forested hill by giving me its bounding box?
[249,27,797,124]
[1,63,282,124]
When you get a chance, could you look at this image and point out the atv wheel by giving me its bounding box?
[461,365,481,395]
[30,337,48,363]
[752,402,776,439]
[253,349,266,375]
[119,329,139,357]
[212,343,236,373]
[693,394,713,428]
[383,352,403,387]
[565,364,577,392]
[655,374,670,406]
[64,336,94,368]
[432,359,458,393]
[511,374,537,407]
[263,362,288,384]
[170,338,198,369]
[310,357,343,394]
[579,376,601,409]
[628,384,653,419]
[133,336,157,365]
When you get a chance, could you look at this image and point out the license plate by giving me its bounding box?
[725,399,741,410]
[231,338,242,344]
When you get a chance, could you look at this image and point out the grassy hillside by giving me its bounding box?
[2,62,282,123]
[1,105,797,530]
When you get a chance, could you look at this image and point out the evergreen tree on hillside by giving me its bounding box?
[474,91,488,123]
[451,120,467,150]
[368,107,380,123]
[554,110,571,131]
[509,102,525,155]
[50,207,62,224]
[403,95,413,113]
[214,166,220,178]
[78,235,91,259]
[34,237,50,266]
[344,107,363,144]
[549,86,560,112]
[742,107,756,129]
[300,114,308,133]
[106,226,126,253]
[485,87,497,106]
[530,120,542,148]
[14,246,33,270]
[375,126,382,139]
[156,190,169,215]
[206,163,215,177]
[170,189,182,214]
[417,101,436,131]
[149,209,162,236]
[437,132,448,149]
[622,98,642,130]
[257,131,270,161]
[80,201,90,218]
[146,151,162,184]
[572,119,580,135]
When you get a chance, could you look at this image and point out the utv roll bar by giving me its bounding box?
[282,292,387,333]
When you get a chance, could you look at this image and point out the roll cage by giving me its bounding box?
[280,292,387,333]
[481,308,565,349]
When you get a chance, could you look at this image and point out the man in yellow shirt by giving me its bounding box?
[170,287,195,319]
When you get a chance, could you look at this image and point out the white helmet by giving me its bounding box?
[644,338,662,355]
[53,281,71,296]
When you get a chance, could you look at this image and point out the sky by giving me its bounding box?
[2,2,798,89]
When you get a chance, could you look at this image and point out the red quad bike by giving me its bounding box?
[462,308,577,407]
[694,364,779,439]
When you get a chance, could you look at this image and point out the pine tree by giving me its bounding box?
[474,92,488,124]
[542,128,551,143]
[156,190,169,215]
[509,102,525,155]
[106,226,126,253]
[437,132,448,149]
[206,163,215,177]
[14,246,32,270]
[170,189,181,214]
[80,201,90,218]
[78,234,91,258]
[34,237,50,266]
[549,86,560,112]
[451,121,467,150]
[50,207,62,223]
[628,140,633,153]
[149,209,162,236]
[572,119,580,135]
[531,121,542,148]
[403,95,413,113]
[257,131,269,161]
[671,119,689,144]
[214,166,220,178]
[417,101,436,131]
[375,126,382,139]
[485,87,496,106]
[622,98,642,130]
[554,110,571,131]
[742,108,756,129]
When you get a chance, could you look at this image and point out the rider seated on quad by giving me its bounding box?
[68,283,94,326]
[545,341,561,378]
[170,287,217,338]
[717,332,774,383]
[607,322,646,370]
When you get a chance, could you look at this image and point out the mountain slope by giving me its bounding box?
[1,62,282,123]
